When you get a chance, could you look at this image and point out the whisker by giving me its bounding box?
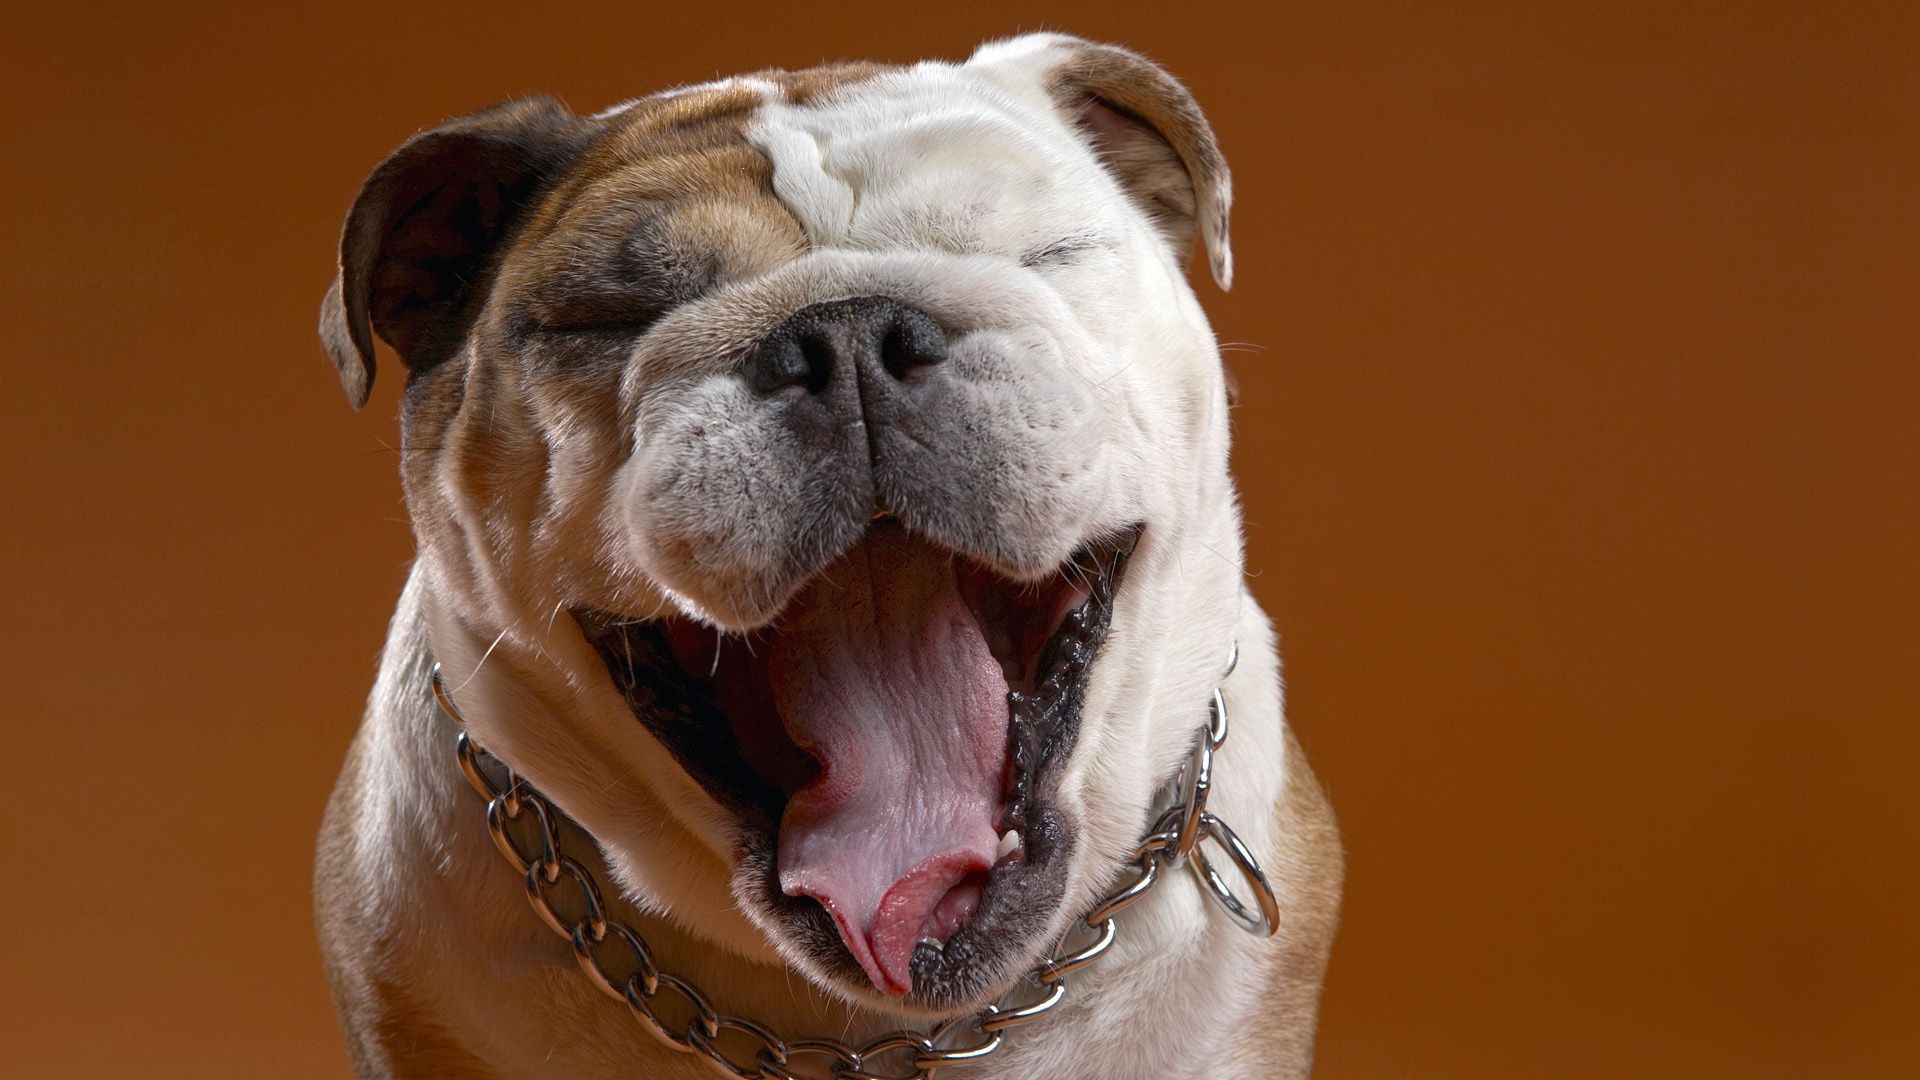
[453,627,512,695]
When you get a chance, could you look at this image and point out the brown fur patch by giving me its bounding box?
[759,61,891,106]
[369,978,501,1079]
[527,62,888,232]
[1230,728,1346,1078]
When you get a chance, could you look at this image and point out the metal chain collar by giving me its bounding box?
[431,645,1278,1080]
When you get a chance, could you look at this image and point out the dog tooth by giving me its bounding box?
[918,936,945,952]
[996,828,1021,860]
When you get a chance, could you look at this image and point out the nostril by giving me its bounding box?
[749,331,834,396]
[879,310,947,380]
[879,327,910,377]
[797,336,833,395]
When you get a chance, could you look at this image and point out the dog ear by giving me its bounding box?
[318,96,597,408]
[972,34,1234,291]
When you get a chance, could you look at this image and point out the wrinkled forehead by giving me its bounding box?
[513,58,1096,278]
[506,71,870,280]
[746,63,1092,251]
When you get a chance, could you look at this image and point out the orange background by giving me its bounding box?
[2,3,1912,1077]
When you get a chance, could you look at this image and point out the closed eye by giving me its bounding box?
[516,287,678,338]
[518,247,711,339]
[1020,236,1104,268]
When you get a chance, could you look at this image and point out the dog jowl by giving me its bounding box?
[315,32,1339,1080]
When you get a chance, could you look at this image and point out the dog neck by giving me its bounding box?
[359,560,1289,1077]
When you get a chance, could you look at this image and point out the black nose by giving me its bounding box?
[745,296,947,396]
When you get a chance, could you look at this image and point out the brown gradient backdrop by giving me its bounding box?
[2,3,1913,1077]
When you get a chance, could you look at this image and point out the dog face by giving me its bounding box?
[322,34,1245,1013]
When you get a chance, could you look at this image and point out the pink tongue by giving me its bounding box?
[769,529,1008,997]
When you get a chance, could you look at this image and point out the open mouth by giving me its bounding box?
[576,520,1138,1007]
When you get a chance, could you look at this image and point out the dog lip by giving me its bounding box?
[575,522,1141,1008]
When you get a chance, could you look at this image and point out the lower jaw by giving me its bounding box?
[743,799,1078,1010]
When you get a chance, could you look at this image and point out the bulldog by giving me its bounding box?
[313,33,1341,1080]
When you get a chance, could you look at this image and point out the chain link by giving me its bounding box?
[430,645,1273,1078]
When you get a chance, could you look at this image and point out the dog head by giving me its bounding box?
[321,33,1246,1013]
